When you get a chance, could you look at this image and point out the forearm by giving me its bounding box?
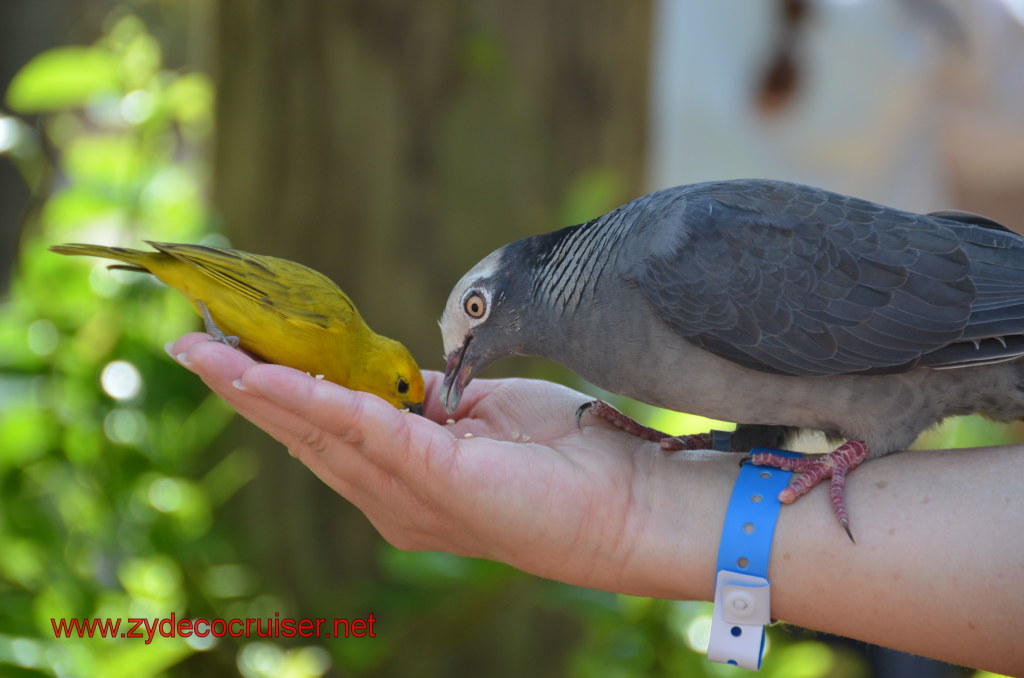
[631,445,1024,674]
[171,337,1022,674]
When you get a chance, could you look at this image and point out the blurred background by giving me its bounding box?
[1,1,1022,676]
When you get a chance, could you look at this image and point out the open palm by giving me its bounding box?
[169,333,718,597]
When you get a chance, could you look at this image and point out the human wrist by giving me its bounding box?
[616,450,740,601]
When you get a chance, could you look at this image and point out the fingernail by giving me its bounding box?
[164,341,175,358]
[176,352,193,367]
[232,379,246,391]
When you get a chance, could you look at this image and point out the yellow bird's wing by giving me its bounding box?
[145,241,359,330]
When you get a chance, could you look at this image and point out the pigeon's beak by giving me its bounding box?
[440,335,477,414]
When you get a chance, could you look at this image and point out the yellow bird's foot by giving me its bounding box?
[198,300,240,349]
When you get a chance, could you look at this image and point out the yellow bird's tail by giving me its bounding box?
[49,243,158,274]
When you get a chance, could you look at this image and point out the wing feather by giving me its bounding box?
[147,242,355,329]
[625,180,1024,376]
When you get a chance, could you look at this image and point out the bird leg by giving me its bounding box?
[748,440,870,542]
[575,399,715,450]
[197,300,240,349]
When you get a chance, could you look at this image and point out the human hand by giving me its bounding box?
[168,333,1024,674]
[167,333,728,600]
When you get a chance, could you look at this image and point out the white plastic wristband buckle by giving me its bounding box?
[707,449,801,670]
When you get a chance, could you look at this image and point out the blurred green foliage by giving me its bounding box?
[0,15,844,674]
[0,11,260,678]
[1,6,1010,678]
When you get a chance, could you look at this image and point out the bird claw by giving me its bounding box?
[658,432,715,450]
[574,400,595,429]
[575,399,715,449]
[749,440,870,542]
[209,333,241,349]
[197,300,240,348]
[575,399,673,442]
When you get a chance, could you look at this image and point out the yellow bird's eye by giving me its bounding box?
[397,377,410,395]
[464,292,487,319]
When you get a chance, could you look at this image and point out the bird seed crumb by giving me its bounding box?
[446,418,456,425]
[511,431,521,440]
[315,374,325,380]
[463,432,474,439]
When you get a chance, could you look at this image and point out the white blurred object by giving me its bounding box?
[649,0,1024,211]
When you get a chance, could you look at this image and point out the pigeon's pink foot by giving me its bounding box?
[656,431,716,451]
[575,400,714,450]
[749,440,870,542]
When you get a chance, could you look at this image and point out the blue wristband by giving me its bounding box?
[707,448,801,670]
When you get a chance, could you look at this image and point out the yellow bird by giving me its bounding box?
[51,241,425,412]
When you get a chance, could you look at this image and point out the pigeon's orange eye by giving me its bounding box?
[464,292,487,319]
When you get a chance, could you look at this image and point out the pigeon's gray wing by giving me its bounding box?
[627,180,1024,377]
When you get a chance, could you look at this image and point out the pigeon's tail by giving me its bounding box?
[947,357,1024,424]
[1006,359,1024,422]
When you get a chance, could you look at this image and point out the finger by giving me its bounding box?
[169,338,347,477]
[171,334,442,450]
[168,332,256,374]
[179,341,401,504]
[173,339,318,450]
[233,365,478,538]
[420,370,503,423]
[172,335,502,523]
[432,374,594,444]
[166,332,224,361]
[239,362,456,478]
[168,335,482,552]
[236,365,525,538]
[170,333,432,492]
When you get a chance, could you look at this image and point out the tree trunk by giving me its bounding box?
[212,1,650,674]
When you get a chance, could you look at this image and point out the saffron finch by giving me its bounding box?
[51,241,425,412]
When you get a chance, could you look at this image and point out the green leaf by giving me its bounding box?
[40,185,126,232]
[7,47,120,113]
[65,134,147,188]
[0,403,52,470]
[165,73,214,128]
[559,167,626,225]
[93,636,193,678]
[762,641,836,678]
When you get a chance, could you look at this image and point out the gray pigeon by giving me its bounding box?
[438,179,1024,536]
